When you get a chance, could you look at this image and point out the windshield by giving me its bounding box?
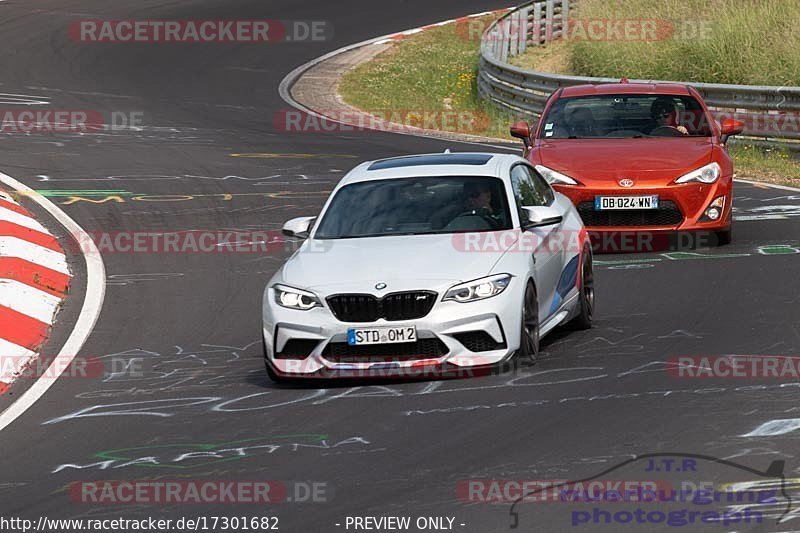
[314,176,512,239]
[539,94,713,139]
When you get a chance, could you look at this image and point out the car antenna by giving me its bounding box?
[443,148,451,153]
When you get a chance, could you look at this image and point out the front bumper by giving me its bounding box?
[262,281,523,379]
[554,178,732,232]
[553,179,732,251]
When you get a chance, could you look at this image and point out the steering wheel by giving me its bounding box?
[448,211,500,230]
[650,125,684,136]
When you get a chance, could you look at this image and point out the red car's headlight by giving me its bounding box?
[675,162,721,184]
[535,165,580,186]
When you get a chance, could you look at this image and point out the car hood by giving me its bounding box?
[277,232,515,293]
[537,138,713,183]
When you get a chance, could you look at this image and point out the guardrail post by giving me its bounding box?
[509,9,519,57]
[517,6,529,55]
[498,18,510,63]
[532,2,542,46]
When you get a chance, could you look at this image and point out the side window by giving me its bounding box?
[526,166,555,206]
[510,165,554,214]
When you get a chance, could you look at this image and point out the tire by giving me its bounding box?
[570,245,594,330]
[716,227,732,246]
[518,281,540,364]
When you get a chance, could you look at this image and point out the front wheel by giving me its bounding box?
[570,246,594,330]
[715,227,732,246]
[518,281,540,363]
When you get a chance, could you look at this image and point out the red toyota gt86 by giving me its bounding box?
[510,81,745,249]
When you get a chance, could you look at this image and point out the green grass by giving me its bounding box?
[339,16,516,139]
[514,0,800,85]
[728,143,800,187]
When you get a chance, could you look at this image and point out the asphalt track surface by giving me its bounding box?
[1,1,800,532]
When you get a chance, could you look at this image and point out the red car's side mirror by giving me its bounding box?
[720,119,745,144]
[509,121,531,141]
[510,121,532,156]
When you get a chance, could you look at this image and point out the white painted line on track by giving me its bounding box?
[0,236,69,275]
[0,337,37,359]
[741,418,800,437]
[0,279,62,323]
[0,171,106,433]
[735,177,800,192]
[0,338,38,384]
[0,205,50,233]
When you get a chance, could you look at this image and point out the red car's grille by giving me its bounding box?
[577,200,684,227]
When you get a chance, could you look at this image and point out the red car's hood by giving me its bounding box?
[537,138,713,183]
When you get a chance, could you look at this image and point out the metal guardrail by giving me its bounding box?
[478,0,800,144]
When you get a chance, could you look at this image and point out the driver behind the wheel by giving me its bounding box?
[649,97,689,135]
[567,106,597,137]
[464,181,495,214]
[440,181,501,231]
[457,181,503,229]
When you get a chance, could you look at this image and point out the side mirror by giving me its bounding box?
[521,206,563,230]
[509,121,532,156]
[282,216,316,238]
[720,119,745,144]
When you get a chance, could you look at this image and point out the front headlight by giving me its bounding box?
[273,284,321,310]
[675,162,721,184]
[444,274,512,303]
[535,165,579,186]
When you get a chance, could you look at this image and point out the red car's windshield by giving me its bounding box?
[539,94,713,139]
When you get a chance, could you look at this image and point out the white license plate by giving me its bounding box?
[347,326,417,345]
[595,195,659,210]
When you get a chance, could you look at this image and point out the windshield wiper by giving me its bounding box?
[335,231,439,239]
[333,233,387,239]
